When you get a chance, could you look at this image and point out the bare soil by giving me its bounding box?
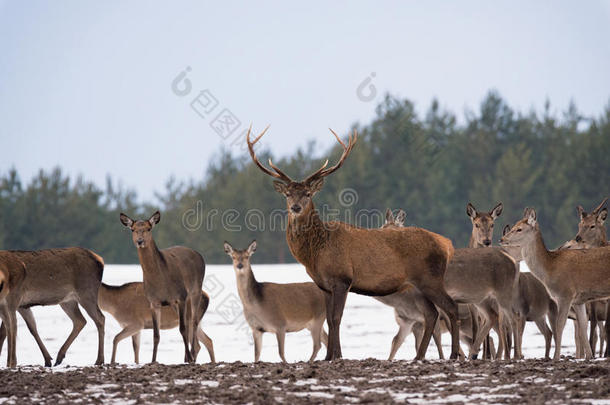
[1,358,609,404]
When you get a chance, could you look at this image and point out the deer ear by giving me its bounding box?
[247,240,257,255]
[395,209,406,226]
[598,208,608,223]
[273,181,288,195]
[223,242,233,255]
[385,208,394,223]
[491,203,503,219]
[308,178,324,194]
[119,213,134,228]
[503,224,510,236]
[577,205,585,219]
[526,208,537,226]
[466,203,477,220]
[149,211,161,227]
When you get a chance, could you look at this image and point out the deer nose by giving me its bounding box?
[575,235,582,242]
[137,238,144,246]
[483,239,491,246]
[291,205,302,213]
[237,263,243,269]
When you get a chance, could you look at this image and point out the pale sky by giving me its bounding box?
[1,1,609,201]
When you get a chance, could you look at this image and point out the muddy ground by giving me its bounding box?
[0,358,609,404]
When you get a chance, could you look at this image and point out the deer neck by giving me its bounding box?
[136,240,165,279]
[234,265,262,304]
[286,201,328,268]
[521,228,552,282]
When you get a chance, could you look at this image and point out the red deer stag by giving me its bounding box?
[120,211,205,363]
[224,241,327,362]
[501,207,610,360]
[98,283,215,364]
[247,125,460,360]
[0,252,26,367]
[0,248,106,366]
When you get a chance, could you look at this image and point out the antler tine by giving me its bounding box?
[268,158,294,182]
[317,128,358,178]
[246,124,292,183]
[593,197,608,214]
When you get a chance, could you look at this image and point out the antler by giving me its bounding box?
[305,129,358,182]
[246,124,293,183]
[592,197,608,215]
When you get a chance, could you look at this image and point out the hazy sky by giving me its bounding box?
[1,1,609,201]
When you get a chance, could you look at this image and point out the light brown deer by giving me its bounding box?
[120,211,205,363]
[0,252,26,368]
[0,248,106,366]
[500,207,610,360]
[224,241,327,362]
[464,202,515,360]
[559,197,608,357]
[501,224,557,359]
[247,126,460,360]
[98,282,215,364]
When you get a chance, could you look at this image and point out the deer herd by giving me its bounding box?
[0,126,608,368]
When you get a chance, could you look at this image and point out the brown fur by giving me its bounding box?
[98,283,215,364]
[224,241,327,362]
[0,252,26,367]
[120,211,205,363]
[501,207,610,360]
[247,126,460,360]
[0,247,105,366]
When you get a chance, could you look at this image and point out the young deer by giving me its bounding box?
[247,126,460,360]
[464,202,515,360]
[120,211,205,363]
[559,197,608,357]
[98,283,215,364]
[502,224,557,359]
[500,207,610,360]
[224,241,327,362]
[0,252,26,368]
[0,248,106,366]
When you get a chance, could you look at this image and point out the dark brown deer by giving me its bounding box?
[98,283,215,364]
[501,207,610,360]
[0,248,106,366]
[224,241,327,362]
[0,252,26,367]
[247,125,460,360]
[120,211,205,363]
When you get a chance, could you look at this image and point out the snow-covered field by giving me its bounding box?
[1,263,576,367]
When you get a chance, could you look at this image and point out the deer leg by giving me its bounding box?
[324,282,350,361]
[55,302,87,366]
[308,319,324,362]
[132,332,141,364]
[111,324,141,365]
[589,307,598,358]
[276,331,287,363]
[196,328,215,363]
[388,317,414,361]
[414,298,439,361]
[0,306,14,367]
[188,294,202,362]
[553,299,571,361]
[600,322,606,357]
[321,328,329,347]
[606,302,610,357]
[151,307,161,363]
[471,309,495,360]
[78,294,106,366]
[420,286,460,360]
[177,301,193,363]
[533,317,552,360]
[253,329,263,362]
[0,322,5,356]
[467,305,480,359]
[17,308,53,366]
[432,321,445,360]
[574,303,593,359]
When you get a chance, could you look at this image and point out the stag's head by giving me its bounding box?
[382,208,406,229]
[560,198,607,250]
[224,240,256,272]
[247,125,357,218]
[119,211,161,249]
[466,202,503,247]
[500,207,538,248]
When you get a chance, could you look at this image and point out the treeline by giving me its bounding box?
[1,92,609,263]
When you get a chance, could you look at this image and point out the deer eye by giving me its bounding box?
[305,192,311,197]
[285,193,291,197]
[491,224,494,228]
[475,224,480,228]
[517,228,522,232]
[590,225,595,229]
